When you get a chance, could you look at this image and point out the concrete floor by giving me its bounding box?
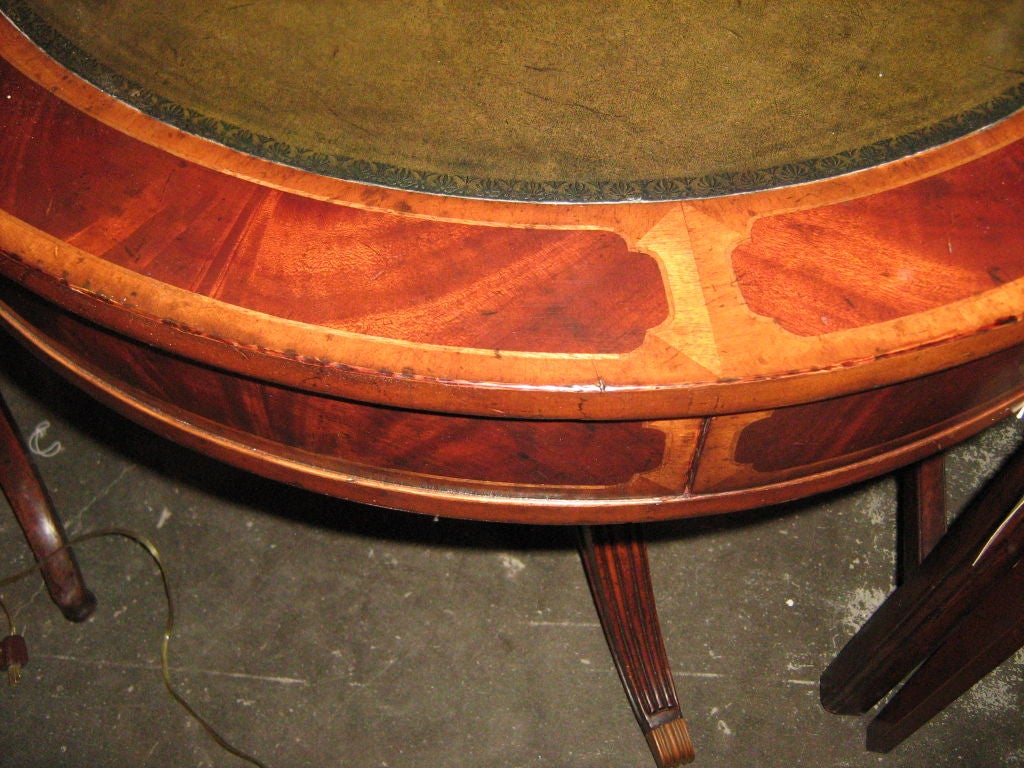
[0,333,1022,768]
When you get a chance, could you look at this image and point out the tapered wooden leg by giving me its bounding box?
[821,446,1024,715]
[0,390,95,622]
[577,525,694,767]
[866,559,1024,752]
[895,455,946,583]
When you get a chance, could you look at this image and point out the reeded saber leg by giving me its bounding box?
[578,524,694,767]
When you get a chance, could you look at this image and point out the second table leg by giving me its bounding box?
[0,388,95,622]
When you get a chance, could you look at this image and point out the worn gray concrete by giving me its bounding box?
[0,334,1022,768]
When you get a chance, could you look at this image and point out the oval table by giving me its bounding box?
[2,3,1024,765]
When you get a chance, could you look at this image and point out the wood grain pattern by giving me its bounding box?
[0,58,668,356]
[2,12,1024,765]
[2,15,1024,422]
[693,344,1024,494]
[5,277,1023,524]
[0,6,1022,544]
[16,291,668,488]
[733,141,1024,335]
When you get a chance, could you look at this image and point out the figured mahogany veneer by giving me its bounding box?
[733,142,1024,335]
[2,10,1024,767]
[0,55,669,356]
[1,22,1023,518]
[2,278,1023,526]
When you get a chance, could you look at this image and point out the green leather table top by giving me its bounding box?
[4,0,1024,200]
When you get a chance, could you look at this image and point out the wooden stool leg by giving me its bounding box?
[866,559,1024,752]
[0,390,95,622]
[820,446,1024,715]
[896,454,946,583]
[577,524,694,767]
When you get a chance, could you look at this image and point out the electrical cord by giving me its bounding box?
[0,589,13,634]
[0,528,271,768]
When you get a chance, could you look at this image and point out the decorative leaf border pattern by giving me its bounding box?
[4,0,1024,203]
